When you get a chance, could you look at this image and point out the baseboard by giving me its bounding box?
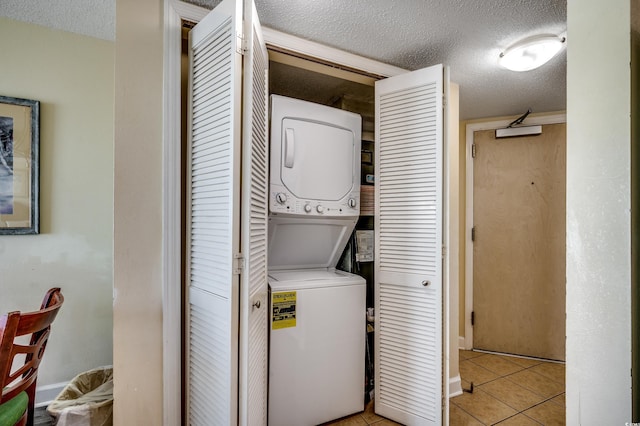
[459,336,467,350]
[449,374,463,397]
[36,381,68,407]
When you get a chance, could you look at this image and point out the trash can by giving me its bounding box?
[47,366,113,426]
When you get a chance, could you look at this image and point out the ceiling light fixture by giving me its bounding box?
[498,35,566,72]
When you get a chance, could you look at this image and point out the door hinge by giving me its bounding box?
[442,245,447,258]
[471,311,475,326]
[471,143,477,158]
[442,94,447,109]
[233,253,245,274]
[236,32,247,55]
[471,226,476,242]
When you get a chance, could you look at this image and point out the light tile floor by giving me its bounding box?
[325,350,565,425]
[452,350,565,425]
[321,399,403,425]
[36,350,565,425]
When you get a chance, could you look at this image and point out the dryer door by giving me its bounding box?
[280,118,355,201]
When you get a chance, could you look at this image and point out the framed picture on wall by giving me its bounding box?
[0,96,40,235]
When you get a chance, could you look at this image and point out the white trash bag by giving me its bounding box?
[47,366,113,426]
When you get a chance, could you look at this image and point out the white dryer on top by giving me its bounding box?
[269,95,361,219]
[268,95,362,270]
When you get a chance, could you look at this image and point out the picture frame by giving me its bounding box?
[0,96,40,235]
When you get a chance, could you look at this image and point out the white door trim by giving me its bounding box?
[261,27,406,77]
[463,113,566,351]
[163,2,211,425]
[162,3,408,423]
[162,2,198,425]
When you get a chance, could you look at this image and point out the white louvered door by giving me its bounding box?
[238,1,269,425]
[186,0,243,424]
[374,64,445,426]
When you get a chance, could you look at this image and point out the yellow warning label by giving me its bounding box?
[272,291,296,329]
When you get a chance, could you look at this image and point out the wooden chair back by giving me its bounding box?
[0,288,64,425]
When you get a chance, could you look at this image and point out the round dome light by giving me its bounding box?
[499,35,566,72]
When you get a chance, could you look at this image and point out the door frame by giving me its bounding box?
[463,113,567,351]
[162,1,405,423]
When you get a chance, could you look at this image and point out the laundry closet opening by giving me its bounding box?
[180,13,450,422]
[179,24,383,407]
[267,47,379,404]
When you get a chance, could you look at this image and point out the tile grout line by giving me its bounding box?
[450,398,491,425]
[478,366,566,413]
[467,357,565,390]
[469,349,566,365]
[452,389,565,426]
[490,410,545,426]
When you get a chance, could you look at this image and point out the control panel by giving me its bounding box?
[270,184,360,218]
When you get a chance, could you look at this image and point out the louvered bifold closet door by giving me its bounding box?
[374,64,444,426]
[238,1,269,425]
[186,0,243,424]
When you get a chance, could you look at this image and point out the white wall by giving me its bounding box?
[0,18,114,392]
[113,0,164,424]
[566,0,632,423]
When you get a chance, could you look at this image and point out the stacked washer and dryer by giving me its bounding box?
[267,95,365,426]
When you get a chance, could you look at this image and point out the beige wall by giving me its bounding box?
[113,0,164,423]
[0,18,114,391]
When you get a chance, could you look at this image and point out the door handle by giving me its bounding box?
[284,128,295,168]
[252,300,261,310]
[422,280,431,287]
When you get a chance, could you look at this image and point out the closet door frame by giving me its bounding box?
[163,2,412,423]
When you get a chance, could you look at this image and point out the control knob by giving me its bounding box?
[316,205,325,214]
[304,204,312,213]
[348,198,357,208]
[275,192,287,204]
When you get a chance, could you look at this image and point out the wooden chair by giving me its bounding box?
[0,288,64,426]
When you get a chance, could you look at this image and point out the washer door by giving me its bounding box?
[267,216,356,270]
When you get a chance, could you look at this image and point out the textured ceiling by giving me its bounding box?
[0,0,115,42]
[0,0,567,120]
[188,0,567,120]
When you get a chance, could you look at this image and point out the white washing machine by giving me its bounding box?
[267,95,365,425]
[268,269,365,426]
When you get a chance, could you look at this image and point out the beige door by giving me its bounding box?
[473,123,566,361]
